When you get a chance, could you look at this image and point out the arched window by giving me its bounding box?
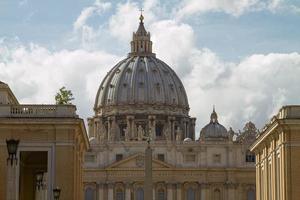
[247,189,255,200]
[116,188,125,200]
[85,187,95,200]
[157,188,165,200]
[213,189,221,200]
[136,187,144,200]
[187,187,195,200]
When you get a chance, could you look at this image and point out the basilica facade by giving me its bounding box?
[83,15,256,200]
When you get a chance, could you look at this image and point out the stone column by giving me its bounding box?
[126,115,134,140]
[167,116,175,141]
[167,183,173,200]
[108,116,117,142]
[6,159,17,200]
[107,183,114,200]
[148,115,156,140]
[98,182,104,200]
[190,118,196,140]
[125,182,132,200]
[182,119,187,139]
[87,117,94,138]
[176,183,182,200]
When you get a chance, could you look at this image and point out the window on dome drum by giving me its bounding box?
[213,154,221,163]
[155,123,164,137]
[245,151,255,162]
[157,154,165,162]
[116,154,123,162]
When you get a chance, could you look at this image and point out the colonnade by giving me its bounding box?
[85,182,254,200]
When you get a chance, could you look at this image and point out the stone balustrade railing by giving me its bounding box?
[0,104,78,118]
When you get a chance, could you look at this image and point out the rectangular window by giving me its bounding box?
[157,154,165,162]
[213,154,221,163]
[116,154,123,162]
[246,154,256,162]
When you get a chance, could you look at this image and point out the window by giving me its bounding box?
[116,154,123,162]
[116,188,125,200]
[187,187,195,200]
[85,154,95,163]
[136,187,144,200]
[157,188,165,200]
[85,187,95,200]
[185,154,196,163]
[156,123,164,137]
[213,154,221,163]
[246,151,255,162]
[157,154,165,162]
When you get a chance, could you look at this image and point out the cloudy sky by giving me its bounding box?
[1,0,300,136]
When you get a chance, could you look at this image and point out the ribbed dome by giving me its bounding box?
[200,108,228,140]
[94,15,189,116]
[94,56,189,115]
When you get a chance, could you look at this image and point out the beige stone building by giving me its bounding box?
[83,15,256,200]
[250,105,300,200]
[0,81,89,200]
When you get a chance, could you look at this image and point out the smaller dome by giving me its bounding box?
[183,138,192,143]
[200,107,228,140]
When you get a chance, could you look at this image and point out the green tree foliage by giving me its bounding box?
[55,86,74,105]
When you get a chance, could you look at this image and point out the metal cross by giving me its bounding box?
[139,8,144,15]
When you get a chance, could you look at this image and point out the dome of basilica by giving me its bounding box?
[89,14,196,143]
[94,15,189,117]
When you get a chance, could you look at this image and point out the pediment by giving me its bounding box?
[106,153,173,169]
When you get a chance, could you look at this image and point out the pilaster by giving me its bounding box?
[167,183,174,200]
[176,183,182,200]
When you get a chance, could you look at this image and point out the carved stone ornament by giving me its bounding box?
[136,155,144,167]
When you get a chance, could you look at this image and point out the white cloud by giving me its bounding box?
[72,0,111,49]
[74,0,111,30]
[0,43,121,120]
[175,0,284,18]
[108,2,140,42]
